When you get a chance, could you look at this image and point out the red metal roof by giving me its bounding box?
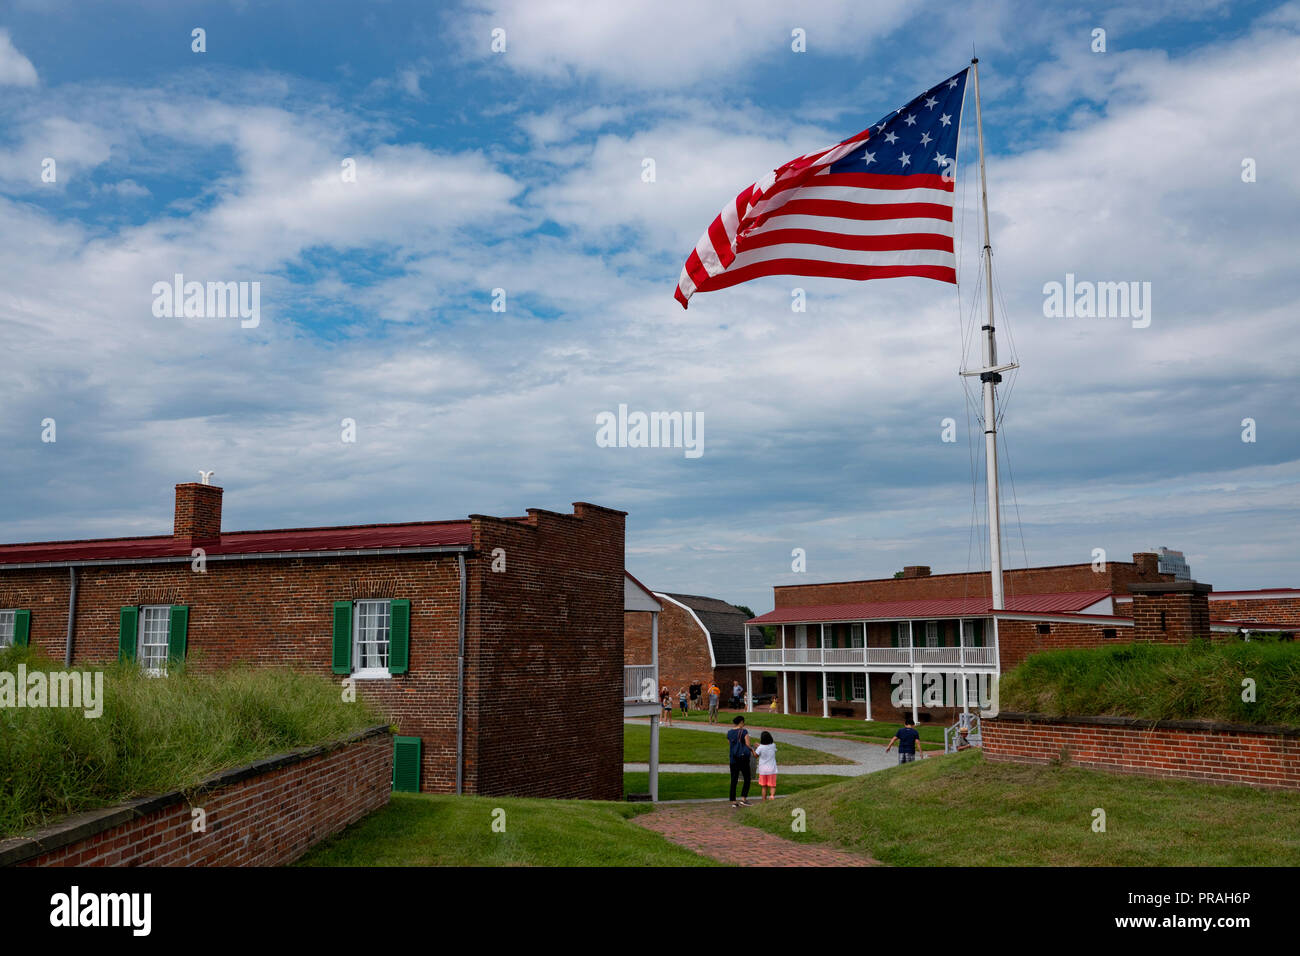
[0,520,474,566]
[746,590,1112,625]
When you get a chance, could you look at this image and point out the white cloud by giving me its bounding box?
[0,31,37,87]
[461,0,915,87]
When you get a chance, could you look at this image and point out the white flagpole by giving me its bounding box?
[969,57,1007,611]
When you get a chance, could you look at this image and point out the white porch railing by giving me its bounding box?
[744,646,996,667]
[624,664,657,702]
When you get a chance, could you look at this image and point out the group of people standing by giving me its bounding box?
[660,677,730,725]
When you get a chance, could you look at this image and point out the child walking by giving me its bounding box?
[755,731,779,801]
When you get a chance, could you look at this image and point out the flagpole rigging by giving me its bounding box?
[965,56,1014,611]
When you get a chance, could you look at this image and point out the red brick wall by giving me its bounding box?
[983,715,1300,791]
[624,610,652,664]
[1208,596,1300,626]
[773,559,1172,610]
[1,726,391,866]
[466,503,625,801]
[0,502,628,801]
[996,619,1130,669]
[0,553,464,794]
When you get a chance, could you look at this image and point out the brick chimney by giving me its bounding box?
[1132,552,1161,577]
[174,482,223,541]
[900,566,931,579]
[1129,581,1211,644]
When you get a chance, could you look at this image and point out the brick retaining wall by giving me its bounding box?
[0,724,392,866]
[983,713,1300,791]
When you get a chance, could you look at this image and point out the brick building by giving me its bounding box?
[0,481,627,800]
[743,555,1296,726]
[624,591,750,706]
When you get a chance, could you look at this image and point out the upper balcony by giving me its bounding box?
[745,644,996,668]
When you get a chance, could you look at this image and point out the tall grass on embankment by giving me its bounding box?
[0,645,381,838]
[997,640,1300,726]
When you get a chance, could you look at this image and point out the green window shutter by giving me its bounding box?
[393,735,422,793]
[816,677,822,700]
[12,609,30,647]
[167,605,189,666]
[118,606,139,663]
[332,601,353,674]
[388,599,410,675]
[971,620,984,647]
[891,623,900,648]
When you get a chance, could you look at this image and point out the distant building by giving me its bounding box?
[624,590,750,702]
[743,554,1295,726]
[1153,546,1191,581]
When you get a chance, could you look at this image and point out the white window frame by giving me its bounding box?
[851,673,866,701]
[138,605,171,677]
[352,599,392,680]
[850,623,865,648]
[925,621,939,647]
[0,609,15,648]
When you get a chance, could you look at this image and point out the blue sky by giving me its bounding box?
[1,0,1297,613]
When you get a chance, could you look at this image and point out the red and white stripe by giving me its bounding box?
[673,130,956,308]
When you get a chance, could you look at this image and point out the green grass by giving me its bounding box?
[623,723,851,765]
[744,749,1300,866]
[647,710,947,740]
[0,645,382,838]
[623,771,847,801]
[999,640,1300,726]
[295,792,718,866]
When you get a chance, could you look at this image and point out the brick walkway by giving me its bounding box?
[635,803,877,867]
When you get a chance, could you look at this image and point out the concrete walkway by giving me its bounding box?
[624,717,904,776]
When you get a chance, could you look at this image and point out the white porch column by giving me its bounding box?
[782,670,788,715]
[744,625,752,712]
[910,670,919,724]
[865,670,872,721]
[822,671,829,718]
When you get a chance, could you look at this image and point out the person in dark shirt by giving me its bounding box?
[726,715,758,807]
[884,715,923,764]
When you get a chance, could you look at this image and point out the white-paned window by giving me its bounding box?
[138,605,171,677]
[0,609,15,647]
[850,623,865,647]
[925,621,939,647]
[353,600,391,677]
[851,673,866,701]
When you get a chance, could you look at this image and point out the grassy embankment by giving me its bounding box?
[0,645,381,838]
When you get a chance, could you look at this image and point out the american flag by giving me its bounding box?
[674,69,969,309]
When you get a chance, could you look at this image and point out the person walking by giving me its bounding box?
[678,686,689,717]
[660,686,673,727]
[731,680,744,710]
[755,731,779,801]
[707,682,721,723]
[884,716,923,764]
[727,715,757,807]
